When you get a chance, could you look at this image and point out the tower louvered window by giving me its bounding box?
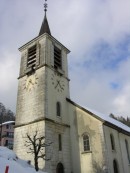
[27,45,37,69]
[54,46,62,69]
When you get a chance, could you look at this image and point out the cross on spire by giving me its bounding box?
[44,0,48,13]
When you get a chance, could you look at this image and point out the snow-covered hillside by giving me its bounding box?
[0,147,47,173]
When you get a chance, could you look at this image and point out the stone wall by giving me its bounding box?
[14,120,45,169]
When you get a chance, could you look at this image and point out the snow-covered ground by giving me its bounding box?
[0,147,47,173]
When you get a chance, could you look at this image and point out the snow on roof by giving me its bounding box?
[0,147,47,173]
[1,121,15,126]
[83,105,130,133]
[67,98,130,134]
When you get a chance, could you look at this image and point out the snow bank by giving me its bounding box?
[0,147,47,173]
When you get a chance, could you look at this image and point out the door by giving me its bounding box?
[56,163,64,173]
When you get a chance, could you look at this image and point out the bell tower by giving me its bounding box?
[14,1,71,173]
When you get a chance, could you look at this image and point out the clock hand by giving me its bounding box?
[58,82,63,90]
[55,80,64,90]
[55,80,60,89]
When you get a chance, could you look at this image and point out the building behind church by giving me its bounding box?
[13,3,130,173]
[0,121,15,149]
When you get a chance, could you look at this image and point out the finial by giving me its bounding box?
[44,0,48,13]
[39,0,51,36]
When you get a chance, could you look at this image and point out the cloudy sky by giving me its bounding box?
[0,0,130,117]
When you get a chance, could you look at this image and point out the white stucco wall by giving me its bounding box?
[67,102,106,173]
[103,125,130,173]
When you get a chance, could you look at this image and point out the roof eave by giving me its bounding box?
[19,33,70,54]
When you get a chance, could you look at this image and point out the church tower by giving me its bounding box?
[14,2,71,172]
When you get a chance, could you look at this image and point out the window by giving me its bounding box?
[5,140,8,146]
[7,132,14,138]
[6,124,9,129]
[8,145,13,150]
[54,46,62,69]
[58,134,62,151]
[125,139,130,163]
[110,134,115,150]
[8,140,13,145]
[56,102,61,117]
[27,45,37,70]
[6,125,11,129]
[113,159,119,173]
[8,140,13,149]
[83,134,90,151]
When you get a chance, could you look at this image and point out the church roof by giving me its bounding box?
[67,98,130,135]
[39,13,51,36]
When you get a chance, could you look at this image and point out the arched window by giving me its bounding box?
[56,162,64,173]
[125,139,130,163]
[83,134,90,151]
[110,134,115,150]
[113,159,119,173]
[56,102,61,117]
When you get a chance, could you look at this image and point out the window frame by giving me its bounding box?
[83,134,90,152]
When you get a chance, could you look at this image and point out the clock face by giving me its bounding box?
[51,73,65,92]
[24,74,38,91]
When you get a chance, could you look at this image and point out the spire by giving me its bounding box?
[39,0,51,36]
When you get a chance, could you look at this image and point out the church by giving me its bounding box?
[14,2,130,173]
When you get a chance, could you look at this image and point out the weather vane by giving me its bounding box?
[44,0,48,13]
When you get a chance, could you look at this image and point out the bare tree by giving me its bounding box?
[24,131,52,171]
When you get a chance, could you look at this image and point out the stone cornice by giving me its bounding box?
[14,117,70,128]
[18,64,70,81]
